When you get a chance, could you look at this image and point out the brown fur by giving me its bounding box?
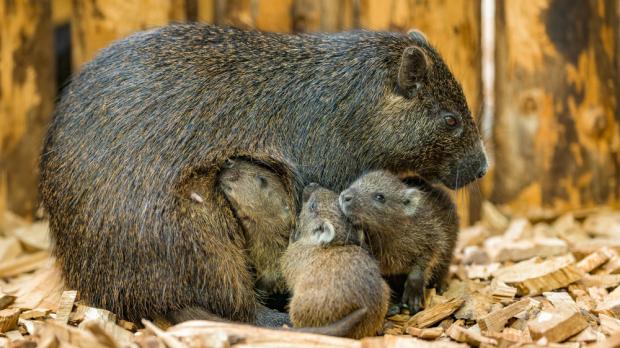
[282,185,390,339]
[218,159,295,295]
[339,171,458,312]
[39,24,485,322]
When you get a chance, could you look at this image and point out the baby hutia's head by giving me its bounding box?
[292,183,363,247]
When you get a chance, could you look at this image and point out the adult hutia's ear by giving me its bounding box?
[407,28,428,44]
[398,46,429,95]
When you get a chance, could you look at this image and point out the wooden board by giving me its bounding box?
[71,0,187,68]
[490,0,620,217]
[0,0,55,219]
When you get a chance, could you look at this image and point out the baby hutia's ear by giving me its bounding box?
[398,45,429,97]
[403,188,421,216]
[312,221,336,246]
[302,183,321,203]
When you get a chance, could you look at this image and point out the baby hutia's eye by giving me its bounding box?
[257,176,268,188]
[373,193,385,203]
[309,200,318,212]
[403,199,411,205]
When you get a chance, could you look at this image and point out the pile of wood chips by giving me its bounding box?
[0,203,620,348]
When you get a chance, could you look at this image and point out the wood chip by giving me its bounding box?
[383,325,404,335]
[590,330,620,348]
[478,298,532,332]
[588,286,608,303]
[552,213,580,235]
[578,274,620,289]
[599,314,620,335]
[386,313,410,324]
[583,212,620,238]
[490,280,517,302]
[405,298,464,329]
[455,292,495,321]
[483,328,532,346]
[19,308,50,320]
[9,222,50,251]
[568,326,599,343]
[4,329,23,342]
[0,251,49,278]
[447,322,496,346]
[0,293,15,310]
[81,319,134,348]
[3,264,64,311]
[596,286,620,314]
[118,320,137,332]
[71,305,116,324]
[488,238,567,262]
[55,290,78,324]
[37,320,110,348]
[503,218,533,240]
[567,284,597,311]
[444,280,492,321]
[461,246,490,265]
[602,254,620,274]
[0,308,20,333]
[572,239,620,256]
[465,263,500,280]
[493,254,583,296]
[134,335,166,348]
[0,237,22,263]
[528,308,588,343]
[457,225,491,251]
[19,319,43,336]
[406,326,444,340]
[424,288,447,308]
[147,319,205,348]
[363,335,467,348]
[543,291,580,313]
[481,201,510,231]
[576,247,613,273]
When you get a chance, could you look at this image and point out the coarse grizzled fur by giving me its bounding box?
[282,184,389,339]
[339,171,458,313]
[40,24,485,322]
[218,158,296,296]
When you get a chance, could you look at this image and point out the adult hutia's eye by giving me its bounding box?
[444,114,458,127]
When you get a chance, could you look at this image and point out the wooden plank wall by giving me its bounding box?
[1,0,618,223]
[71,0,187,69]
[0,0,55,219]
[489,0,620,219]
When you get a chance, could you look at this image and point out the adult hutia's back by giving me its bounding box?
[40,24,487,322]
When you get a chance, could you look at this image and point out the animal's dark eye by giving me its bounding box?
[309,200,318,212]
[373,193,385,203]
[403,199,411,205]
[258,176,268,188]
[444,114,459,127]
